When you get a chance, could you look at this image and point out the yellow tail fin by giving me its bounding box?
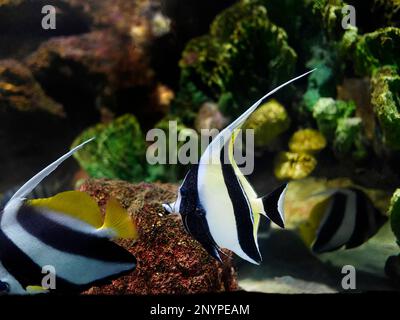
[101,197,138,239]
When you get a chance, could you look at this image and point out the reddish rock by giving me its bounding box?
[64,0,171,40]
[0,59,63,115]
[25,22,175,127]
[0,59,78,191]
[79,179,238,295]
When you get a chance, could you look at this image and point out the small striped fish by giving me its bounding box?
[0,139,138,295]
[311,187,387,253]
[163,70,315,264]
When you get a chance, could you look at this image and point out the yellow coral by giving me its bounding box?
[274,151,317,180]
[243,99,290,147]
[289,128,327,154]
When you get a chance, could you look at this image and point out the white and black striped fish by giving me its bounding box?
[0,139,138,295]
[163,70,315,264]
[312,187,387,254]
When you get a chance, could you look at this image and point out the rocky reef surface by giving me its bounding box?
[79,179,238,295]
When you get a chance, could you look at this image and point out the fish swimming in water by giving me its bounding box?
[0,139,138,295]
[310,187,387,253]
[163,70,315,264]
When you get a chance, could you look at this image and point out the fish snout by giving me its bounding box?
[0,281,10,295]
[162,202,175,214]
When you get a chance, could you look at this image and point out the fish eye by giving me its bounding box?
[0,281,10,294]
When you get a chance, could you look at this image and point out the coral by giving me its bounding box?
[147,116,192,182]
[354,27,400,76]
[179,0,297,117]
[339,26,359,56]
[333,117,367,161]
[389,188,400,246]
[24,0,176,126]
[63,0,169,40]
[374,0,400,27]
[312,0,349,37]
[312,98,356,140]
[242,99,291,148]
[79,179,238,295]
[259,0,315,38]
[72,114,148,182]
[288,129,327,154]
[170,80,210,125]
[0,59,63,115]
[194,102,228,132]
[25,29,157,119]
[274,151,317,180]
[311,98,368,160]
[0,60,79,190]
[371,66,400,151]
[302,45,340,113]
[337,78,375,140]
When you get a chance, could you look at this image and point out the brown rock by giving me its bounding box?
[0,59,79,192]
[25,28,160,124]
[195,102,228,132]
[63,0,166,38]
[79,179,238,295]
[0,59,63,115]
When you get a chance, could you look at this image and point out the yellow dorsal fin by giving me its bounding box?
[28,191,103,228]
[101,197,138,239]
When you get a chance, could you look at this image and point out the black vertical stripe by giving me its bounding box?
[179,165,222,262]
[346,188,387,249]
[0,226,80,292]
[312,192,348,253]
[219,143,261,263]
[16,205,137,265]
[346,189,370,249]
[179,165,200,217]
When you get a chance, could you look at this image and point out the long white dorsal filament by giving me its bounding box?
[204,69,316,155]
[6,138,95,207]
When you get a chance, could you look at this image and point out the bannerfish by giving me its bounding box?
[0,139,138,295]
[163,70,315,264]
[311,187,387,253]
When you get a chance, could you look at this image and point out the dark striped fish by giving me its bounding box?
[312,187,387,253]
[0,139,138,295]
[163,70,315,264]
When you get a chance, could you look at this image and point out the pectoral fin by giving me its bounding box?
[28,191,103,228]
